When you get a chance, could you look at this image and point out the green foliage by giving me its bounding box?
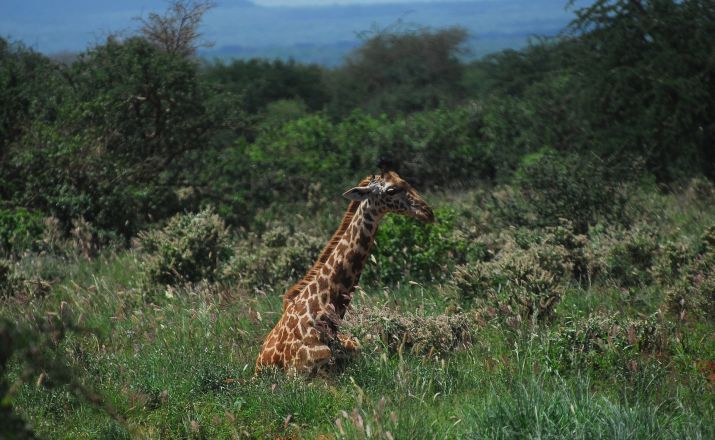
[328,26,467,116]
[223,225,324,293]
[546,312,675,372]
[0,208,44,256]
[67,37,212,165]
[258,99,309,130]
[345,305,473,356]
[566,0,715,180]
[604,226,659,287]
[465,39,576,99]
[364,207,484,285]
[665,225,715,321]
[139,208,232,285]
[381,105,490,187]
[452,248,565,326]
[0,260,17,298]
[198,107,492,227]
[0,38,63,162]
[449,222,588,319]
[2,36,242,238]
[651,240,693,285]
[202,58,329,116]
[507,149,631,233]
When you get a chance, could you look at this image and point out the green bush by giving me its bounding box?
[139,208,232,285]
[651,240,693,286]
[567,0,715,181]
[546,312,675,372]
[198,106,492,228]
[604,226,659,287]
[0,259,49,300]
[507,149,631,233]
[344,305,473,356]
[451,245,565,326]
[664,225,715,321]
[0,259,17,298]
[684,177,715,204]
[362,207,487,286]
[0,208,44,256]
[450,220,591,325]
[223,224,324,293]
[503,220,590,281]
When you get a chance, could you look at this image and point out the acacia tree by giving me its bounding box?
[137,0,215,58]
[566,0,715,180]
[328,26,468,117]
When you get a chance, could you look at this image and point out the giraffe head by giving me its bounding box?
[343,171,435,222]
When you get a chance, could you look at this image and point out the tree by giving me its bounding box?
[328,26,468,117]
[566,0,715,180]
[202,58,329,114]
[0,38,63,162]
[137,0,215,58]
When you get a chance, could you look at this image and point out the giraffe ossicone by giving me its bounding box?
[255,170,434,375]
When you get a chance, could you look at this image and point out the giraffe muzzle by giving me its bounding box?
[415,205,435,223]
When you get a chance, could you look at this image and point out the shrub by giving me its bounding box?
[546,312,675,372]
[139,208,232,285]
[651,241,693,286]
[508,149,631,233]
[503,220,590,281]
[223,224,324,293]
[684,177,715,204]
[327,26,467,117]
[603,226,659,287]
[664,225,715,321]
[583,223,661,287]
[344,305,473,356]
[451,247,565,326]
[0,208,44,256]
[200,106,492,228]
[542,220,591,281]
[362,207,488,286]
[0,259,17,298]
[449,221,590,325]
[0,259,50,300]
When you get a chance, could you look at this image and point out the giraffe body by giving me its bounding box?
[256,171,434,374]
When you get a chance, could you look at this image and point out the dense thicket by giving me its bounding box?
[467,0,715,180]
[1,0,714,252]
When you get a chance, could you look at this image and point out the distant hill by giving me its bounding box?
[1,0,579,65]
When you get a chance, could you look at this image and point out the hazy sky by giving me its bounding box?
[254,0,476,5]
[2,0,586,64]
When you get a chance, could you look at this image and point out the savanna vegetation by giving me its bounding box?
[1,0,714,438]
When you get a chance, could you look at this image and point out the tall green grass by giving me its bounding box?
[2,186,715,439]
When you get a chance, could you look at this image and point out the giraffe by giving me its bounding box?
[255,170,434,375]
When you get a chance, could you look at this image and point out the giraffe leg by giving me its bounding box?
[336,333,360,353]
[293,342,333,375]
[324,333,360,374]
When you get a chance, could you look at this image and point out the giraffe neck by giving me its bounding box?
[319,200,382,317]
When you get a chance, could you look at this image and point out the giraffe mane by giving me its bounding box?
[282,176,372,309]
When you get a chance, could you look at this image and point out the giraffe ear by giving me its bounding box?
[342,186,371,201]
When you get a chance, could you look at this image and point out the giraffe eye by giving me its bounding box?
[386,186,401,195]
